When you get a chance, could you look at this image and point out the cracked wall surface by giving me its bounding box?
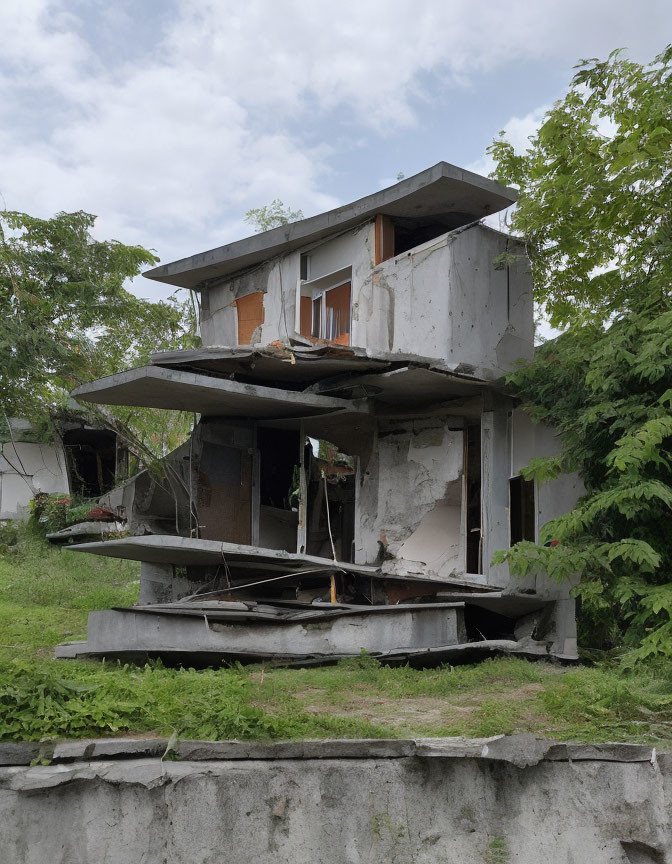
[355,417,464,575]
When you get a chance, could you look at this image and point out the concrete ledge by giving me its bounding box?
[2,739,669,864]
[0,735,665,767]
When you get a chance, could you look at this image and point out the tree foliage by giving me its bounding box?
[0,210,198,461]
[488,47,672,658]
[244,199,303,233]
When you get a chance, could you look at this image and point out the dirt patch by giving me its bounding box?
[296,683,548,731]
[299,696,476,729]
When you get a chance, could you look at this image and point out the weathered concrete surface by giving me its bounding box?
[0,737,669,863]
[55,602,467,661]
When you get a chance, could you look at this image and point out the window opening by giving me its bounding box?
[234,292,264,345]
[309,282,351,345]
[62,428,117,498]
[509,475,536,545]
[300,254,311,281]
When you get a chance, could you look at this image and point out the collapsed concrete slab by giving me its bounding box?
[54,600,468,664]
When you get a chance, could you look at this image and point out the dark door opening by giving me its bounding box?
[63,428,117,498]
[257,428,301,552]
[509,475,536,545]
[305,438,356,562]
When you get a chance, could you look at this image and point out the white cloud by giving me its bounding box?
[0,0,670,299]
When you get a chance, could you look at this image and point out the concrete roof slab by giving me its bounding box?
[144,163,518,289]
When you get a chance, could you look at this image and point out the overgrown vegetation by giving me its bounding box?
[0,531,670,745]
[0,209,197,462]
[488,46,672,658]
[244,199,303,233]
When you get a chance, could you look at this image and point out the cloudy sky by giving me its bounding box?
[1,0,670,301]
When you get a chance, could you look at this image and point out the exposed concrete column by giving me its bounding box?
[138,562,185,605]
[549,598,578,658]
[481,410,510,588]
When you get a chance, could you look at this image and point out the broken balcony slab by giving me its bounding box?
[435,592,549,618]
[71,365,365,419]
[65,536,500,591]
[305,366,485,417]
[66,535,382,575]
[55,601,468,664]
[150,344,394,386]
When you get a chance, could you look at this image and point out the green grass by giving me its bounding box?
[1,529,671,745]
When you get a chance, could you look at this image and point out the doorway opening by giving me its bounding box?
[305,438,356,562]
[62,428,117,499]
[258,427,301,552]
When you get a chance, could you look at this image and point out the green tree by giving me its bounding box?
[0,209,197,463]
[487,46,672,657]
[244,199,303,233]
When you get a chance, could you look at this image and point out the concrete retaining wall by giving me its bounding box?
[1,736,669,863]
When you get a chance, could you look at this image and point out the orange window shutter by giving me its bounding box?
[374,214,395,265]
[324,282,351,346]
[234,292,265,345]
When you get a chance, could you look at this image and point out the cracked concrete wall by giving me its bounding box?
[355,224,534,376]
[200,255,300,347]
[199,225,373,348]
[355,417,466,579]
[0,441,70,519]
[1,742,669,864]
[197,222,532,381]
[509,409,585,654]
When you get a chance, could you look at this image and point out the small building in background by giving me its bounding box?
[56,163,582,666]
[0,415,125,521]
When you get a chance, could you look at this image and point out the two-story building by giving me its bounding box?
[56,163,582,666]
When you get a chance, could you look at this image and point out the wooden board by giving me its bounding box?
[197,443,252,543]
[234,292,265,345]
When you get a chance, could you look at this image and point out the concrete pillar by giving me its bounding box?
[138,562,189,605]
[549,598,578,658]
[481,410,510,588]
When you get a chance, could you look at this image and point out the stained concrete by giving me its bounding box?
[354,223,533,378]
[0,737,668,864]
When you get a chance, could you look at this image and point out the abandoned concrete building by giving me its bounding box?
[55,162,582,665]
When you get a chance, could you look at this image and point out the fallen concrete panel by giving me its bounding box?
[65,535,382,573]
[55,602,467,661]
[46,521,126,542]
[0,737,668,864]
[72,365,363,418]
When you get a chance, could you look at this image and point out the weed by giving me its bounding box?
[370,813,407,841]
[486,837,509,863]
